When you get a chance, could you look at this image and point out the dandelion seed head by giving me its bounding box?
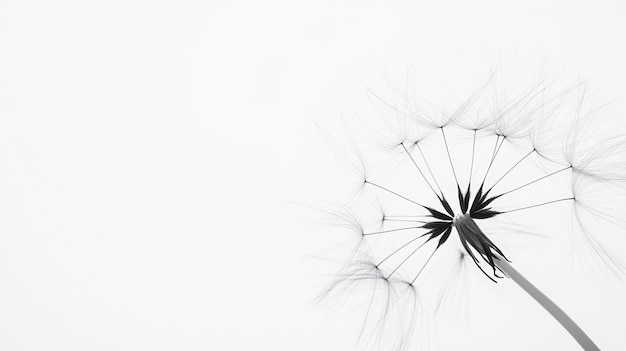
[316,69,626,350]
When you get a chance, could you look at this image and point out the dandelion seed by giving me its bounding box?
[318,72,626,350]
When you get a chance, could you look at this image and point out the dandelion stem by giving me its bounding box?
[494,255,600,351]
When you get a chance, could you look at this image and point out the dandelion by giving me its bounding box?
[318,72,626,350]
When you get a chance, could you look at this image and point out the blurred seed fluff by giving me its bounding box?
[317,70,626,350]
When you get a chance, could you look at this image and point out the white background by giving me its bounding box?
[1,1,625,350]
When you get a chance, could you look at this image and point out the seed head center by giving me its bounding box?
[452,213,470,227]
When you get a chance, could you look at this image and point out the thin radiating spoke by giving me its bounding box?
[468,129,477,187]
[481,134,507,185]
[498,166,572,197]
[384,215,431,218]
[385,240,431,279]
[401,143,441,198]
[383,219,429,224]
[441,127,459,186]
[364,181,428,209]
[488,148,536,191]
[410,247,438,285]
[363,226,423,236]
[416,143,445,196]
[376,234,428,267]
[502,197,574,214]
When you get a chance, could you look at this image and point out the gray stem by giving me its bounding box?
[494,255,600,351]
